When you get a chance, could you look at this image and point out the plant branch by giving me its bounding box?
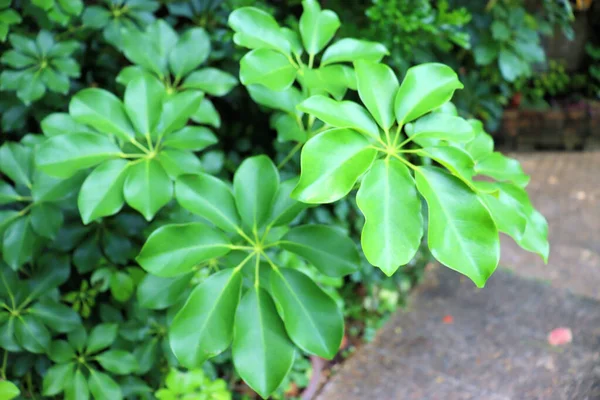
[277,142,303,169]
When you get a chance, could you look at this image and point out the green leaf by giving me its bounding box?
[415,166,499,287]
[41,113,92,137]
[78,159,129,224]
[406,113,474,145]
[299,0,340,56]
[0,316,21,352]
[2,217,35,270]
[233,155,279,230]
[41,68,70,94]
[191,98,221,127]
[43,362,75,396]
[175,173,241,233]
[181,68,238,96]
[0,181,18,204]
[96,349,138,375]
[475,152,530,187]
[233,288,295,399]
[86,323,117,354]
[494,184,549,262]
[395,63,463,125]
[491,21,511,41]
[137,273,192,309]
[301,65,354,99]
[271,268,343,359]
[292,128,376,204]
[137,222,231,277]
[124,75,165,136]
[69,88,135,141]
[156,149,201,181]
[355,61,398,130]
[116,66,153,86]
[271,113,306,143]
[67,326,87,353]
[65,368,89,400]
[110,271,134,302]
[121,27,164,78]
[157,90,203,136]
[0,142,32,187]
[36,133,121,178]
[280,225,359,277]
[229,7,290,56]
[298,95,379,139]
[476,182,527,242]
[48,340,76,363]
[247,84,303,114]
[356,158,423,275]
[416,146,475,185]
[268,178,307,227]
[16,70,45,103]
[32,170,84,202]
[0,380,20,400]
[29,299,81,333]
[163,126,217,151]
[15,315,50,353]
[57,0,83,16]
[88,370,122,400]
[499,49,527,82]
[1,50,36,68]
[30,203,63,239]
[28,254,70,298]
[123,159,173,221]
[170,268,242,367]
[463,120,494,162]
[169,27,210,79]
[321,38,388,66]
[240,49,296,91]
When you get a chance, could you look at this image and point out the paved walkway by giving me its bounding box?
[317,152,600,400]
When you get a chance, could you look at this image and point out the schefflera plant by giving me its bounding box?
[136,156,360,398]
[34,73,230,222]
[292,60,549,286]
[116,19,238,130]
[229,0,389,144]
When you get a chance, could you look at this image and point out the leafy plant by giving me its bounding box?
[0,0,21,42]
[586,43,600,98]
[0,31,80,104]
[155,368,231,400]
[30,0,83,26]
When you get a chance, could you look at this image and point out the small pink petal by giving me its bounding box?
[547,327,572,346]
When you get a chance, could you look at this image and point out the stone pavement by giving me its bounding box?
[317,152,600,400]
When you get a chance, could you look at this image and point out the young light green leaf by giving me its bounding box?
[247,84,304,114]
[475,152,530,187]
[123,159,173,221]
[78,159,129,224]
[355,61,398,130]
[88,370,122,400]
[407,113,474,144]
[124,75,165,136]
[69,88,135,141]
[0,381,19,400]
[170,268,242,367]
[191,98,221,127]
[175,173,241,233]
[240,49,296,91]
[299,0,340,56]
[464,120,494,161]
[110,271,134,302]
[297,95,380,139]
[292,128,377,204]
[182,68,238,96]
[475,181,527,242]
[36,133,121,178]
[233,288,295,399]
[169,27,210,79]
[96,350,138,375]
[136,223,231,277]
[416,146,475,185]
[233,155,279,230]
[321,38,388,66]
[158,149,202,179]
[271,268,343,359]
[163,126,217,151]
[415,166,499,287]
[395,63,463,125]
[301,65,355,99]
[280,225,359,277]
[229,7,291,56]
[357,158,423,275]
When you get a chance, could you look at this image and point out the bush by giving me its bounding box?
[0,1,549,399]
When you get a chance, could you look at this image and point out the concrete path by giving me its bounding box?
[317,152,600,400]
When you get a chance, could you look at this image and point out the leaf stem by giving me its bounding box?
[277,142,303,169]
[18,204,33,217]
[1,350,7,379]
[144,132,154,152]
[392,124,403,147]
[390,153,417,171]
[227,245,254,251]
[308,53,315,69]
[129,138,150,154]
[254,253,260,289]
[260,251,280,273]
[233,252,256,273]
[119,153,146,159]
[235,228,256,246]
[396,135,415,149]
